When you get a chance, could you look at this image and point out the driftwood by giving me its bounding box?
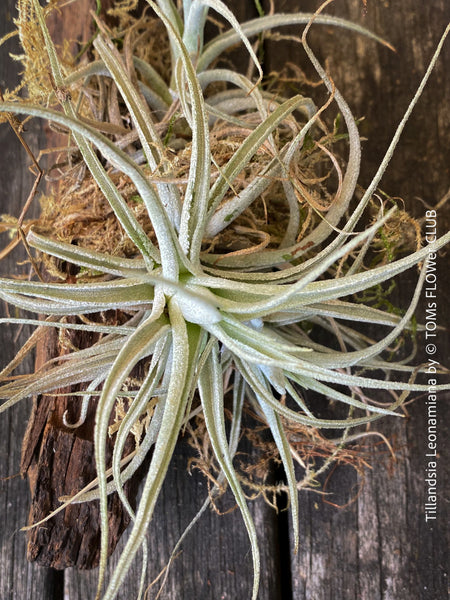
[20,322,136,570]
[0,1,449,599]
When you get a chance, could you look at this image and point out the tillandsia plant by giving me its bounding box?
[0,0,449,598]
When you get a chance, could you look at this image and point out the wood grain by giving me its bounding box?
[21,322,138,571]
[261,1,449,598]
[1,1,448,599]
[0,3,63,597]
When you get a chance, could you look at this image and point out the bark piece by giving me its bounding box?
[20,323,136,570]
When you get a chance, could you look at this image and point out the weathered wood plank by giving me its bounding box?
[0,3,63,598]
[261,1,449,598]
[65,437,283,600]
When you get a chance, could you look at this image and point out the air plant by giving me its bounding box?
[0,1,449,599]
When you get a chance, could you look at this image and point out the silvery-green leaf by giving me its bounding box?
[199,12,392,71]
[199,342,260,600]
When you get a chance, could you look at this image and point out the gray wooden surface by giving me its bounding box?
[1,1,449,599]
